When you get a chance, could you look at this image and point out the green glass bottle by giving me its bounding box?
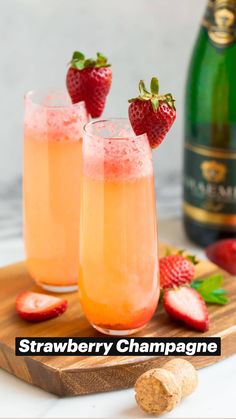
[183,0,236,246]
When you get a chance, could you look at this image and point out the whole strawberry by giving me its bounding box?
[206,239,236,275]
[128,77,176,148]
[66,51,112,118]
[160,254,196,289]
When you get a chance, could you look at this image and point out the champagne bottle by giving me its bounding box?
[183,0,236,247]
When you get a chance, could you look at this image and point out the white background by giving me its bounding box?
[0,0,206,183]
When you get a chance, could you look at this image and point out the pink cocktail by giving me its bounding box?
[24,90,88,292]
[79,119,160,335]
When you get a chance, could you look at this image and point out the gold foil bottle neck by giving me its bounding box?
[215,0,236,9]
[203,0,236,47]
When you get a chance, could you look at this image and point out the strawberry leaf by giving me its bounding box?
[197,274,222,292]
[128,76,176,115]
[165,93,176,110]
[72,51,85,61]
[96,52,111,68]
[97,51,106,59]
[84,58,96,68]
[186,254,199,265]
[165,247,172,257]
[191,274,228,305]
[151,97,159,112]
[150,77,159,95]
[212,288,227,295]
[73,60,85,70]
[128,98,139,103]
[177,249,199,265]
[199,292,228,305]
[139,80,150,97]
[191,280,202,289]
[70,51,110,70]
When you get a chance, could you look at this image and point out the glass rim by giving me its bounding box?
[83,118,148,141]
[24,88,86,110]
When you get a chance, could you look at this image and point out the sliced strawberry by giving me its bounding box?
[128,77,176,148]
[160,254,195,289]
[206,239,236,275]
[66,51,112,118]
[163,287,209,332]
[16,291,68,322]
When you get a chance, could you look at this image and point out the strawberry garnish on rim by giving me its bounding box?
[16,291,68,322]
[66,51,112,118]
[128,77,176,149]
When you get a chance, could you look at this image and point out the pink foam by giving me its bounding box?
[24,90,88,142]
[83,135,153,181]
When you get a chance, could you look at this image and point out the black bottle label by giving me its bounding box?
[202,0,236,47]
[184,143,236,229]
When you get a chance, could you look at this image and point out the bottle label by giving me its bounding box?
[203,0,236,48]
[184,143,236,229]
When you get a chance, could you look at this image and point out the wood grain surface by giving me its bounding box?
[0,243,236,396]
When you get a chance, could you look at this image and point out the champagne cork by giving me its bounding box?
[135,359,198,416]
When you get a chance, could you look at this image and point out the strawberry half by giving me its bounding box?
[163,287,209,332]
[160,254,195,289]
[66,51,112,118]
[206,239,236,275]
[16,291,68,322]
[128,77,176,148]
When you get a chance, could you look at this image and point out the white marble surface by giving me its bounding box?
[0,218,236,418]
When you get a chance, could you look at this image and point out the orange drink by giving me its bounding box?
[24,90,88,292]
[79,119,160,335]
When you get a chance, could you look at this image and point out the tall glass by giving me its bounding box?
[24,90,88,292]
[79,118,160,335]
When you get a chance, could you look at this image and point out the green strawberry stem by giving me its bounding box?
[165,248,199,265]
[70,51,111,70]
[128,77,176,112]
[186,254,199,265]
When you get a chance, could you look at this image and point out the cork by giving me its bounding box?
[135,358,198,416]
[163,359,198,397]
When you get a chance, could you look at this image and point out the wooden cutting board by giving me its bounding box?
[0,243,236,396]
